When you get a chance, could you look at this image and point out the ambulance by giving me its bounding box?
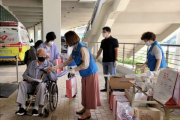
[0,21,31,64]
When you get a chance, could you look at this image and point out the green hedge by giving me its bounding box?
[118,58,139,65]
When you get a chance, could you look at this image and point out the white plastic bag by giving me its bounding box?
[117,103,136,120]
[134,93,148,107]
[113,96,128,117]
[109,92,125,110]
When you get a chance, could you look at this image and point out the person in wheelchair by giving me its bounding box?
[16,48,57,116]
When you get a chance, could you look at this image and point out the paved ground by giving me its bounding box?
[0,62,180,120]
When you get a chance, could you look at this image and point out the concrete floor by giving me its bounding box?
[0,62,180,120]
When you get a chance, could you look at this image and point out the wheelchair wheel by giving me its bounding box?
[44,108,49,118]
[49,82,58,111]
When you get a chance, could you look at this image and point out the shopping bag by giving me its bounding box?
[115,102,130,120]
[52,58,63,74]
[173,75,180,106]
[109,92,125,110]
[116,103,135,120]
[66,76,77,98]
[153,68,178,105]
[113,96,128,118]
[134,93,147,107]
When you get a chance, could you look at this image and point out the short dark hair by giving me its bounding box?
[64,31,80,46]
[102,26,111,32]
[141,32,156,41]
[46,32,56,43]
[34,40,43,49]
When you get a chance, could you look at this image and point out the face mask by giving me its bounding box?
[102,33,106,38]
[48,42,54,46]
[145,41,151,46]
[38,57,46,62]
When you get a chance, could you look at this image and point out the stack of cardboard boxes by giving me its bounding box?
[107,75,162,120]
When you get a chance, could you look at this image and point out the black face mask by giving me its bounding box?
[38,57,46,62]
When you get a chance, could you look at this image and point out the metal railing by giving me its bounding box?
[87,42,180,69]
[81,0,101,42]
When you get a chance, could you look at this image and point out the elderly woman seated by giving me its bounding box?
[15,48,57,116]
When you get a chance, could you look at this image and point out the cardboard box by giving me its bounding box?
[107,76,134,102]
[134,107,161,120]
[109,77,133,89]
[135,63,149,73]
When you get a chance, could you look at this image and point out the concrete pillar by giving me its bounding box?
[43,0,61,52]
[41,21,43,41]
[34,25,39,42]
[175,31,180,69]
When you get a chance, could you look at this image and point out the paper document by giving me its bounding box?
[27,76,43,83]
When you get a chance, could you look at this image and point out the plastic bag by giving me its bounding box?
[134,93,147,107]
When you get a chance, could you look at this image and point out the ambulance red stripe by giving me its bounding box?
[0,42,30,47]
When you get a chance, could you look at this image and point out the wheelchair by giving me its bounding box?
[26,80,58,118]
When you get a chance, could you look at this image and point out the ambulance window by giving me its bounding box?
[20,30,29,43]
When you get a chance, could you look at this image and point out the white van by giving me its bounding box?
[0,21,31,64]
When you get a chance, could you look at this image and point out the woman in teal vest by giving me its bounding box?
[141,31,167,71]
[53,31,101,120]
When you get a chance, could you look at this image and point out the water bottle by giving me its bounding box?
[136,68,141,74]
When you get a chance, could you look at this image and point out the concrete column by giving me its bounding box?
[43,0,61,52]
[34,25,39,42]
[41,21,43,41]
[175,31,180,69]
[34,26,35,42]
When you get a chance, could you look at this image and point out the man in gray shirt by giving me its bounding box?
[16,48,57,116]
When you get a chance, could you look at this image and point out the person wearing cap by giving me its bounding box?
[39,32,60,60]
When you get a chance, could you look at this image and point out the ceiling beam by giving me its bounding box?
[61,1,95,8]
[16,15,43,19]
[9,6,43,12]
[112,35,141,40]
[2,0,42,7]
[79,0,97,2]
[13,11,43,16]
[127,24,180,58]
[61,8,93,13]
[116,12,180,23]
[19,18,42,22]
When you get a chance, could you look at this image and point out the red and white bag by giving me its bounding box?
[116,102,132,120]
[113,96,128,118]
[173,75,180,106]
[109,92,125,110]
[66,76,77,98]
[153,68,178,105]
[52,58,63,74]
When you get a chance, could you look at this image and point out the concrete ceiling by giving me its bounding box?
[85,0,180,59]
[1,0,95,29]
[111,0,180,39]
[110,0,180,58]
[2,0,43,28]
[61,1,95,30]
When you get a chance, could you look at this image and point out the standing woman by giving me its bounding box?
[39,32,60,60]
[141,31,167,71]
[53,31,101,119]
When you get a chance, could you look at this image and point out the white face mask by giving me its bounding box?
[102,33,106,38]
[48,42,54,46]
[145,41,151,46]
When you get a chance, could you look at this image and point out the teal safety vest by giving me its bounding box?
[72,42,98,77]
[147,41,167,71]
